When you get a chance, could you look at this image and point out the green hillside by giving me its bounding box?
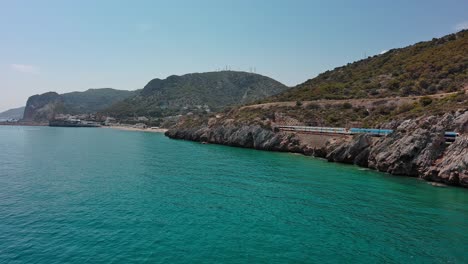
[105,71,289,118]
[268,30,467,102]
[62,88,136,114]
[173,30,468,129]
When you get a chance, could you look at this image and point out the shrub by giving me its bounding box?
[369,89,379,96]
[342,102,353,109]
[397,103,414,113]
[388,79,400,90]
[306,103,321,109]
[418,79,429,89]
[375,105,392,115]
[419,96,433,106]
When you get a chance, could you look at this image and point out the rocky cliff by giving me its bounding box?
[23,92,64,122]
[166,110,468,187]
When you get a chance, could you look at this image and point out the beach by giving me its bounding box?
[103,126,168,133]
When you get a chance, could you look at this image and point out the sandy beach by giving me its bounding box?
[103,126,168,133]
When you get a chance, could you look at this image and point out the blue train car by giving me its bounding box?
[379,129,394,135]
[444,131,460,142]
[278,126,459,142]
[444,132,459,137]
[277,125,348,134]
[349,128,393,136]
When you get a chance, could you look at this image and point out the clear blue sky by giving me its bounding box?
[1,0,467,111]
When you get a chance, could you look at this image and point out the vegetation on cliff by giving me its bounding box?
[235,91,467,128]
[172,30,467,130]
[266,30,467,102]
[172,88,466,131]
[62,88,135,114]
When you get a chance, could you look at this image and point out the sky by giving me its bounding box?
[0,0,467,111]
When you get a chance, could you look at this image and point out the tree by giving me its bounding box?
[418,79,429,89]
[342,102,353,109]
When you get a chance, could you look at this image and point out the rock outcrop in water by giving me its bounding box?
[166,111,468,187]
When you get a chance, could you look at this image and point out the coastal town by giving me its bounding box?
[0,113,169,132]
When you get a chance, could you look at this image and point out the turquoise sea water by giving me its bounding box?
[0,126,467,263]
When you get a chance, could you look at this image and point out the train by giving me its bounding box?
[444,131,460,142]
[277,125,390,136]
[349,128,393,136]
[278,126,347,134]
[277,125,460,140]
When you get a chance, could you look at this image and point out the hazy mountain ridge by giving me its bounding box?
[0,106,25,120]
[22,88,136,122]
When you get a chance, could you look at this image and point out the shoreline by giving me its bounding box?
[103,126,168,133]
[0,122,47,127]
[0,123,169,133]
[165,112,468,188]
[167,133,468,189]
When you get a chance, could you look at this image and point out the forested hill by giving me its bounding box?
[266,30,467,102]
[104,71,289,118]
[62,88,136,114]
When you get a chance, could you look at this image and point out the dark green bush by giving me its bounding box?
[419,96,433,106]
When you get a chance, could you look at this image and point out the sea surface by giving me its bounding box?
[0,126,467,263]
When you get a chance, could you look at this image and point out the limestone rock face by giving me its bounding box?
[423,136,468,187]
[166,125,300,152]
[367,114,460,177]
[368,130,446,176]
[23,92,64,122]
[326,134,372,167]
[453,110,468,133]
